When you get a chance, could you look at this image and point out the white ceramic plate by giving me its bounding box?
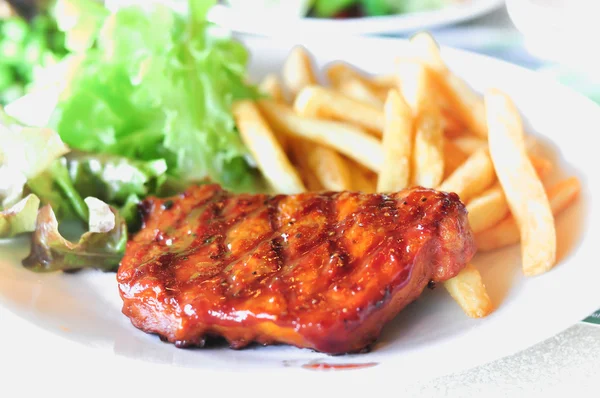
[206,0,505,37]
[2,34,600,396]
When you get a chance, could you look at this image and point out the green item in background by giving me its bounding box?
[313,0,449,17]
[314,0,355,17]
[583,310,600,325]
[0,12,69,105]
[538,65,600,105]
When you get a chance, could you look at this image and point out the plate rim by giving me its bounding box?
[207,0,506,36]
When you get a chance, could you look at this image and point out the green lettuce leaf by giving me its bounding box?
[22,197,127,272]
[0,107,69,208]
[64,151,168,205]
[27,158,88,222]
[0,194,40,238]
[50,1,261,193]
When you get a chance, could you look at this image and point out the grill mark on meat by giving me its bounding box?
[118,185,476,354]
[326,193,349,273]
[266,196,284,272]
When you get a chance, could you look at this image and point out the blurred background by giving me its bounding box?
[0,0,598,105]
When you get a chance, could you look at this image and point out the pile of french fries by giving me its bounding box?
[232,32,581,319]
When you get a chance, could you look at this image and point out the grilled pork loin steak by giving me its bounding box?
[117,184,475,354]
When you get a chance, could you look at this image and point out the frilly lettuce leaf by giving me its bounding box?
[0,107,69,208]
[27,158,88,222]
[22,197,127,272]
[0,194,40,238]
[49,1,261,193]
[64,151,167,204]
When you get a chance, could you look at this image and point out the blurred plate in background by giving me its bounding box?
[206,0,505,37]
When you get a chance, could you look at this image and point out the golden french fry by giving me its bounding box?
[395,60,436,113]
[259,74,290,151]
[326,63,367,87]
[440,107,468,138]
[287,139,323,192]
[351,161,378,193]
[412,109,445,188]
[299,166,324,192]
[326,63,392,88]
[282,46,318,99]
[233,100,305,194]
[443,140,469,178]
[466,155,554,234]
[438,148,495,202]
[475,177,581,251]
[409,32,487,139]
[306,145,353,191]
[529,154,553,180]
[371,74,397,88]
[337,78,385,108]
[377,90,413,192]
[258,100,383,172]
[443,263,493,318]
[259,73,286,103]
[466,184,510,234]
[452,136,487,155]
[486,89,556,276]
[294,85,384,136]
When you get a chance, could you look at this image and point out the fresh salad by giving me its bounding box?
[0,0,262,272]
[223,0,463,18]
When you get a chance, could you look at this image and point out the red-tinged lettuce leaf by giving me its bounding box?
[22,197,127,272]
[0,194,40,238]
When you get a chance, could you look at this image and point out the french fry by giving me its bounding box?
[259,73,286,103]
[259,74,290,151]
[466,184,510,234]
[258,100,383,172]
[294,85,384,136]
[412,109,445,188]
[371,74,397,89]
[409,32,487,139]
[443,140,469,178]
[232,100,305,194]
[485,89,556,276]
[287,139,323,192]
[440,145,494,317]
[443,263,493,318]
[350,160,377,193]
[452,136,487,155]
[326,63,369,87]
[326,63,392,89]
[377,90,413,192]
[395,60,445,188]
[466,155,554,234]
[305,145,353,191]
[395,60,436,113]
[438,148,495,202]
[529,154,553,180]
[475,177,581,251]
[337,78,385,108]
[440,107,467,138]
[282,46,318,99]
